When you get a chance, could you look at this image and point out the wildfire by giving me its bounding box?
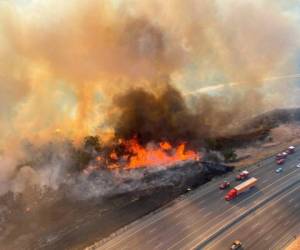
[108,138,200,169]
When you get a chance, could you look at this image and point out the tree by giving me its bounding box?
[72,136,102,172]
[74,150,92,172]
[83,136,102,152]
[222,148,237,163]
[204,152,221,163]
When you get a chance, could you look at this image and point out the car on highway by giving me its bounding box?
[276,167,283,173]
[231,240,242,249]
[276,151,288,160]
[277,158,285,165]
[287,146,295,154]
[276,153,284,160]
[219,180,230,190]
[297,163,300,168]
[236,170,249,181]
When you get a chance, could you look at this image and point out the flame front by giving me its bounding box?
[108,139,200,169]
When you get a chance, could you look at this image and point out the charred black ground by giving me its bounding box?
[0,161,232,250]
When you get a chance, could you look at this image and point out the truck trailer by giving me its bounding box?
[225,177,257,201]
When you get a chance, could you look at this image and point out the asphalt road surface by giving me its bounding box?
[206,182,300,250]
[93,146,300,250]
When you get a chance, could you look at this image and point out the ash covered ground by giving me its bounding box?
[0,160,231,250]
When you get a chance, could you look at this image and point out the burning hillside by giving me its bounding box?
[0,1,299,249]
[81,137,200,176]
[106,139,199,170]
[0,0,298,198]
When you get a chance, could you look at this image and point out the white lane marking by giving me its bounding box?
[174,207,205,219]
[265,234,272,241]
[174,221,181,227]
[174,212,182,218]
[154,243,163,250]
[277,235,294,250]
[258,230,264,236]
[203,211,212,218]
[271,209,278,215]
[149,227,157,234]
[197,207,205,212]
[277,215,284,220]
[262,179,268,184]
[251,222,260,229]
[272,236,290,250]
[147,236,159,245]
[253,200,259,205]
[288,198,294,203]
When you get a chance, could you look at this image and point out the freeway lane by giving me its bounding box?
[206,182,300,250]
[94,147,300,250]
[170,170,300,250]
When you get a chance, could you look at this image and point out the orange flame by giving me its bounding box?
[159,141,172,150]
[110,151,118,160]
[119,139,199,169]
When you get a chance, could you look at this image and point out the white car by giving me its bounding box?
[242,170,249,175]
[297,163,300,168]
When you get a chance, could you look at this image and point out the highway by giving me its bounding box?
[206,183,300,250]
[92,146,300,250]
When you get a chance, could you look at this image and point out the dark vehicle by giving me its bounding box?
[231,240,242,249]
[219,180,230,190]
[277,158,285,165]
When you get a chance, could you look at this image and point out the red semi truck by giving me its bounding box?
[225,177,257,201]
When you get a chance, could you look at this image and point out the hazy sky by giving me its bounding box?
[0,0,300,143]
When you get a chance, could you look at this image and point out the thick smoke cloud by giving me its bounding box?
[0,0,296,145]
[113,83,260,145]
[114,84,200,145]
[0,0,185,143]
